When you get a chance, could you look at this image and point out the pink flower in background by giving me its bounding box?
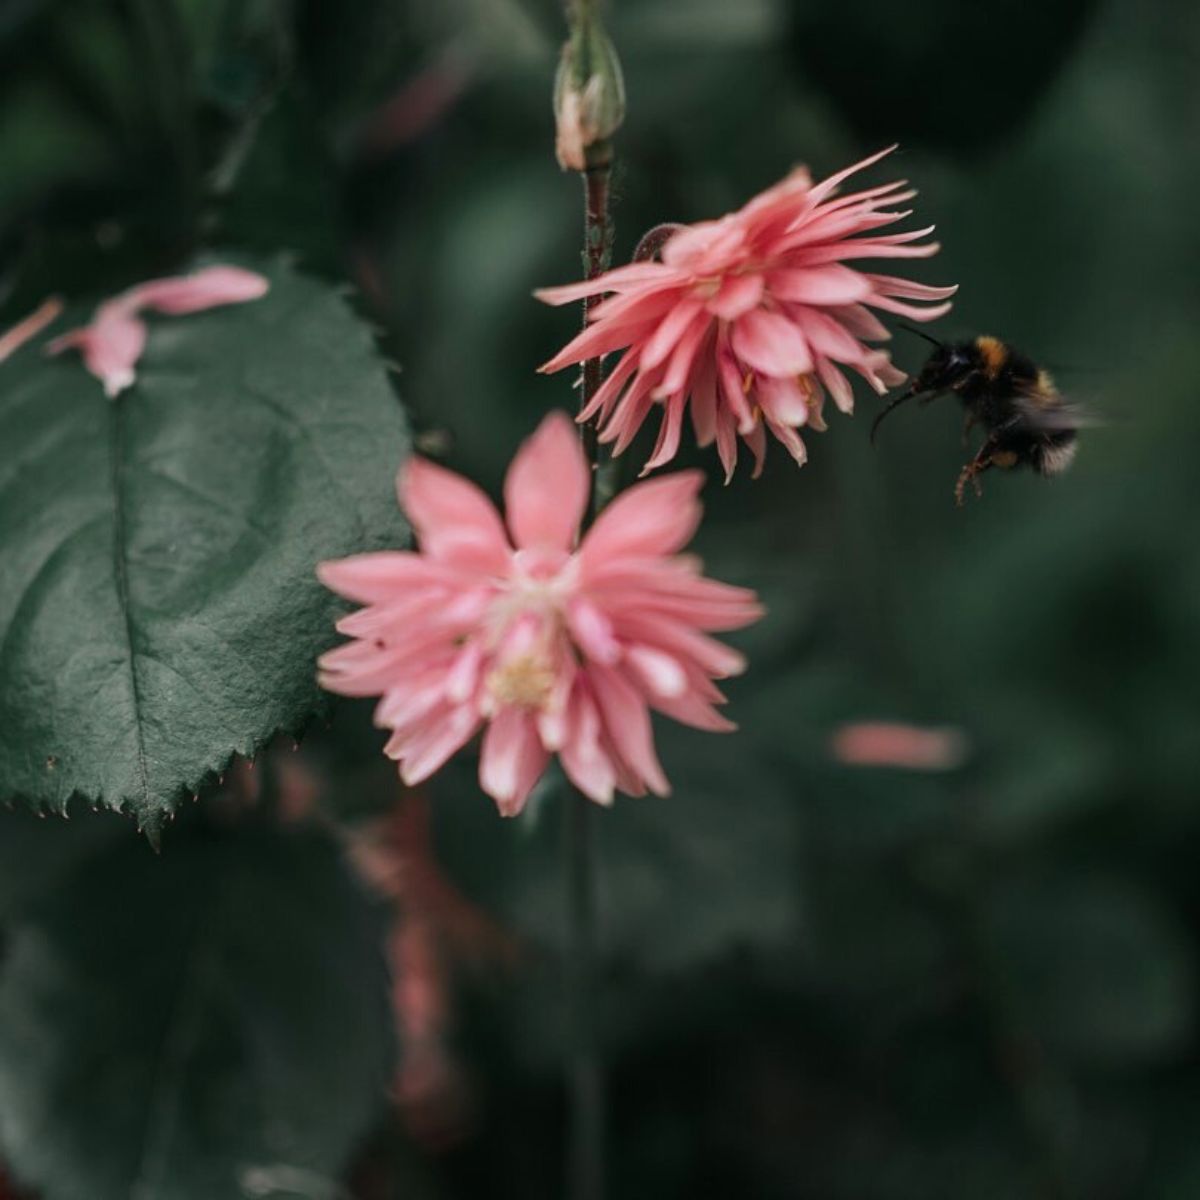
[536,146,955,479]
[47,265,269,397]
[830,721,969,771]
[318,412,763,816]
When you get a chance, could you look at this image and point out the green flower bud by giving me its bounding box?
[553,12,625,170]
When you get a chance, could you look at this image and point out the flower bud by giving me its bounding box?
[553,13,625,171]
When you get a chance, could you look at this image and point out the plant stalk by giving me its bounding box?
[567,148,613,1200]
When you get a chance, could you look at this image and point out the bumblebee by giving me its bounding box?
[871,331,1085,505]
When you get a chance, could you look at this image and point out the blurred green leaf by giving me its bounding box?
[432,721,803,975]
[969,704,1116,844]
[788,0,1100,157]
[0,824,393,1200]
[983,872,1195,1065]
[0,805,129,918]
[0,256,409,835]
[213,89,343,273]
[0,77,112,226]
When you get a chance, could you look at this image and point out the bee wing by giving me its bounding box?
[1012,390,1104,432]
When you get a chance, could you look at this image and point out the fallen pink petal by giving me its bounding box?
[124,265,270,315]
[45,302,147,399]
[46,265,270,397]
[536,146,955,479]
[0,296,63,364]
[317,410,764,817]
[830,721,970,771]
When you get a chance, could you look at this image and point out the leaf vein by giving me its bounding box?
[243,384,368,546]
[108,400,152,816]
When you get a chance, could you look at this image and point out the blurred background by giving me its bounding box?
[2,0,1200,1197]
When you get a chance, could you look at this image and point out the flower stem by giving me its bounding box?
[566,788,603,1200]
[579,153,614,508]
[567,145,613,1200]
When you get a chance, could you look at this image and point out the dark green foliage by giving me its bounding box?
[0,258,409,834]
[788,0,1102,157]
[431,722,803,976]
[2,0,1200,1196]
[982,871,1194,1066]
[0,818,395,1200]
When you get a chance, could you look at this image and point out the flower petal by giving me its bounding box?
[503,411,588,552]
[767,265,871,305]
[624,644,688,698]
[730,309,812,376]
[126,266,269,315]
[316,551,464,603]
[559,687,617,805]
[398,703,482,785]
[817,358,856,414]
[399,457,511,572]
[802,144,899,208]
[706,273,764,320]
[581,470,704,562]
[567,597,622,663]
[587,663,670,796]
[46,304,147,398]
[639,296,708,371]
[479,708,550,816]
[651,689,737,732]
[0,296,62,363]
[534,262,681,307]
[757,375,810,427]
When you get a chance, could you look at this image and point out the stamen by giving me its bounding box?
[486,654,556,710]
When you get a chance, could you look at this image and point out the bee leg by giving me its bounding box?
[954,440,1001,506]
[961,411,978,447]
[954,462,984,506]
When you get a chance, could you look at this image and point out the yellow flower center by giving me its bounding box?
[485,654,557,710]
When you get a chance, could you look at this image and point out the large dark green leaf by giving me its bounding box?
[0,824,394,1200]
[0,257,409,836]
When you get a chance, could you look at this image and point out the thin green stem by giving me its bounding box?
[567,789,603,1200]
[566,149,613,1200]
[580,156,614,515]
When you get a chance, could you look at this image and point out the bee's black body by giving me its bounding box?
[871,333,1082,504]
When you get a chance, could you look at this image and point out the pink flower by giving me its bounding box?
[536,146,956,479]
[318,412,763,816]
[830,721,969,771]
[47,265,269,397]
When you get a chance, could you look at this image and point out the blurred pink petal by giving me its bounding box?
[46,302,147,398]
[347,794,517,1151]
[537,147,955,477]
[0,296,63,363]
[503,410,589,552]
[319,412,763,815]
[46,265,268,396]
[399,457,511,573]
[126,265,269,314]
[830,721,969,771]
[352,48,474,161]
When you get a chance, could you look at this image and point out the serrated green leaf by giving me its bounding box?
[0,824,393,1200]
[0,257,409,834]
